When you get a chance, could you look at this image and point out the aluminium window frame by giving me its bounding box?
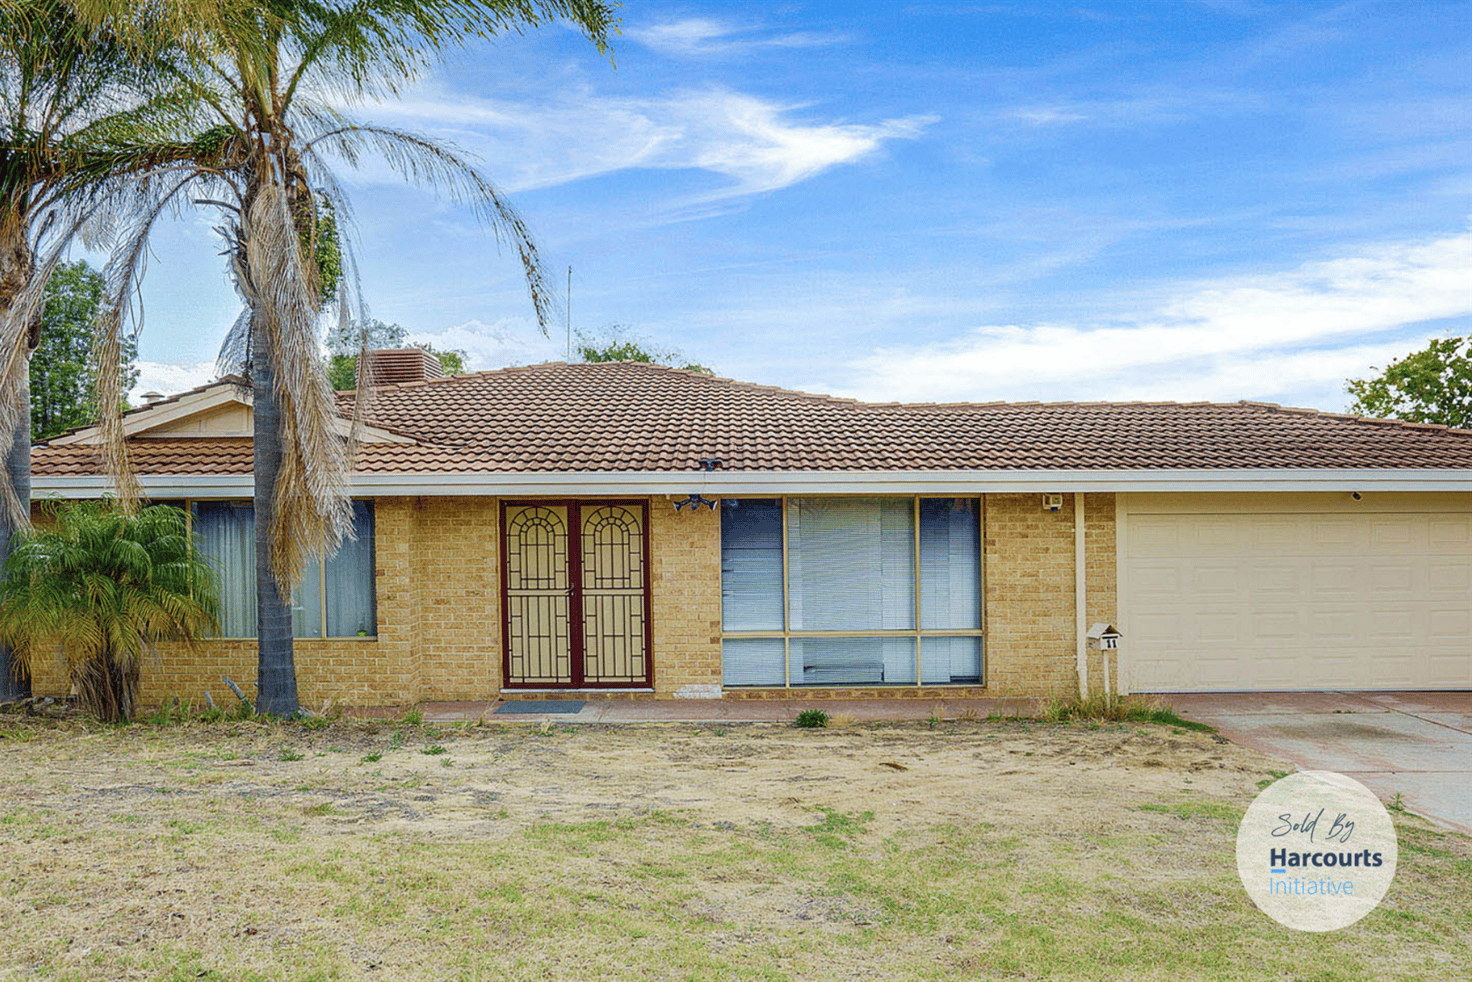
[721,494,987,688]
[185,497,380,642]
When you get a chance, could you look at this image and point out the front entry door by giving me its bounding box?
[502,500,652,688]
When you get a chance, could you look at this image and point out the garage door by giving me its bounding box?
[1123,506,1472,692]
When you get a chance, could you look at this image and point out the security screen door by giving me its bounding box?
[501,501,652,688]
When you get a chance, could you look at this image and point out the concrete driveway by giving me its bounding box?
[1171,691,1472,834]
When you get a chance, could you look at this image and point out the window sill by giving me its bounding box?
[207,636,380,642]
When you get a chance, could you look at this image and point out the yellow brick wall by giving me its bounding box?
[414,496,501,701]
[982,493,1080,697]
[28,491,1119,707]
[648,499,724,697]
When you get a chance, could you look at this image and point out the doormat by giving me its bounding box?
[495,700,587,715]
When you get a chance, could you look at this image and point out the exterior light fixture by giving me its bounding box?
[674,494,718,511]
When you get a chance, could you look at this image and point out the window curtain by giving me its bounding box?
[192,502,257,638]
[787,497,914,631]
[194,500,376,639]
[720,499,784,631]
[326,501,377,636]
[293,562,324,638]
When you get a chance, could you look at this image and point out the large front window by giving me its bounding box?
[191,500,377,639]
[720,497,983,687]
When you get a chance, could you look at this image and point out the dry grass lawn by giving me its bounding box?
[0,712,1468,981]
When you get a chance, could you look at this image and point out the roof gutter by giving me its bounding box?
[28,467,1472,499]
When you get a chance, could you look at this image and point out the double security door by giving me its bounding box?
[501,500,652,688]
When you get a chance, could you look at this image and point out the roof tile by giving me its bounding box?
[33,362,1472,476]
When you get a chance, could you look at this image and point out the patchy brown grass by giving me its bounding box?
[0,715,1467,980]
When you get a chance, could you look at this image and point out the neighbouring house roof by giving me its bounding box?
[29,361,1472,493]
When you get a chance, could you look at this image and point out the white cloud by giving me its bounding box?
[627,18,847,57]
[344,86,934,201]
[131,360,216,402]
[844,228,1472,406]
[405,318,566,372]
[126,321,557,406]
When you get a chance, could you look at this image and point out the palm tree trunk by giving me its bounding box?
[0,376,30,702]
[252,318,299,716]
[0,226,32,702]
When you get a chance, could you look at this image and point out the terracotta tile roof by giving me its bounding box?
[33,362,1472,476]
[32,438,255,476]
[336,361,1472,472]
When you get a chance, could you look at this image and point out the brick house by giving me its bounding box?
[27,356,1472,708]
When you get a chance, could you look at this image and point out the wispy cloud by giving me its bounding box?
[627,18,848,57]
[131,360,216,402]
[843,228,1472,406]
[1003,106,1090,126]
[998,88,1260,129]
[349,85,934,203]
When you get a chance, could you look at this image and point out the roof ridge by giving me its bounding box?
[1241,400,1472,437]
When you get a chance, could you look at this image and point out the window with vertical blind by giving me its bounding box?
[191,500,377,639]
[720,497,983,687]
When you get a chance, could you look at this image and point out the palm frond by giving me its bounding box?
[214,305,253,379]
[94,172,204,513]
[307,122,554,330]
[238,181,352,591]
[279,0,617,114]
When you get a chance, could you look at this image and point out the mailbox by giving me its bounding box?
[1086,623,1121,650]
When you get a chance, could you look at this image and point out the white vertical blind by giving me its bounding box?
[920,498,981,629]
[788,497,914,631]
[720,499,785,630]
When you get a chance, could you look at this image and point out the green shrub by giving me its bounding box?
[795,709,830,729]
[0,502,219,723]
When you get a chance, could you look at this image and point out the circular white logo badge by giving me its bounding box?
[1236,771,1398,932]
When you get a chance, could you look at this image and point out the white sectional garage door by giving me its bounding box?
[1122,499,1472,692]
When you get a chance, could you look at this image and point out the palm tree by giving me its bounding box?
[0,0,180,701]
[92,1,616,714]
[0,501,219,722]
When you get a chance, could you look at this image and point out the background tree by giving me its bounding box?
[95,0,616,715]
[0,502,219,722]
[30,260,138,440]
[324,317,466,390]
[576,325,712,374]
[1346,336,1472,429]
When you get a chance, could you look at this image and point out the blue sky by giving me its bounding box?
[129,0,1472,411]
